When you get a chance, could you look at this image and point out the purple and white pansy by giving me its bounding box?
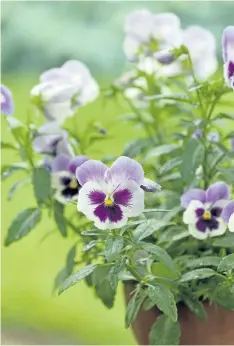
[1,84,14,115]
[33,122,74,157]
[51,154,89,204]
[76,156,161,230]
[222,200,234,233]
[181,182,231,239]
[222,26,234,90]
[31,60,99,124]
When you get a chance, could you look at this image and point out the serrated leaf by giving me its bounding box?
[83,240,98,252]
[125,289,145,328]
[59,264,97,294]
[141,243,175,272]
[149,315,180,345]
[133,220,169,242]
[214,283,234,310]
[108,257,126,291]
[218,254,234,272]
[145,144,179,161]
[179,268,215,282]
[7,178,30,200]
[151,263,179,280]
[148,285,177,322]
[213,233,234,248]
[53,201,67,237]
[159,157,182,175]
[158,227,189,244]
[92,265,116,308]
[183,296,207,320]
[1,162,28,180]
[186,256,221,269]
[32,167,52,205]
[104,236,124,262]
[181,139,204,185]
[5,208,41,246]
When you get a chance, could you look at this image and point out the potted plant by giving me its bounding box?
[2,10,234,345]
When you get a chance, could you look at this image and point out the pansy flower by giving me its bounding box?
[222,200,234,233]
[33,122,74,158]
[76,156,160,230]
[222,26,234,90]
[1,84,14,115]
[51,154,89,204]
[181,182,231,239]
[31,60,99,124]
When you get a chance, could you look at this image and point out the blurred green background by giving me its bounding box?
[1,1,233,345]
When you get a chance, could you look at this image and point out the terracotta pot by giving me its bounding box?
[124,283,234,345]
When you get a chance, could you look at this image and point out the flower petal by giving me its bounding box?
[125,9,153,42]
[222,200,234,223]
[140,178,161,193]
[1,84,14,115]
[152,12,182,46]
[105,156,144,185]
[76,160,107,186]
[43,101,74,125]
[123,36,141,60]
[68,156,89,174]
[206,182,231,204]
[181,189,206,208]
[183,200,205,225]
[222,26,234,63]
[188,224,209,240]
[209,218,227,238]
[228,213,234,232]
[51,154,70,172]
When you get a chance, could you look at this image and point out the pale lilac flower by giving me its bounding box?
[192,128,203,140]
[222,200,234,232]
[123,10,181,62]
[1,84,14,115]
[31,60,99,124]
[51,154,89,204]
[33,122,74,157]
[181,182,231,239]
[183,26,218,81]
[76,156,160,230]
[222,26,234,89]
[206,131,220,143]
[231,138,234,150]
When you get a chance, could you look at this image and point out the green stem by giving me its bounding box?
[126,263,144,283]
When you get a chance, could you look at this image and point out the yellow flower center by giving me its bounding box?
[69,181,78,189]
[104,197,114,207]
[203,211,211,220]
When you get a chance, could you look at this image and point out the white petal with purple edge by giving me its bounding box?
[105,156,144,185]
[76,160,107,186]
[181,188,206,208]
[141,178,161,192]
[229,214,234,232]
[206,181,231,204]
[183,200,205,224]
[209,218,227,238]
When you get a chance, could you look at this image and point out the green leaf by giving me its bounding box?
[32,167,52,205]
[1,141,17,150]
[186,256,221,269]
[66,244,77,274]
[108,257,126,291]
[59,264,97,294]
[180,139,204,185]
[141,243,175,272]
[179,268,215,282]
[83,240,98,252]
[149,315,181,345]
[133,220,169,242]
[104,236,124,262]
[183,296,207,320]
[148,285,177,322]
[213,233,234,248]
[159,157,182,175]
[92,266,116,308]
[145,144,179,161]
[7,178,30,200]
[53,267,69,292]
[217,167,234,185]
[1,162,28,180]
[125,289,145,328]
[214,283,234,310]
[158,227,189,244]
[151,263,179,280]
[218,254,234,272]
[53,201,67,237]
[5,208,41,246]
